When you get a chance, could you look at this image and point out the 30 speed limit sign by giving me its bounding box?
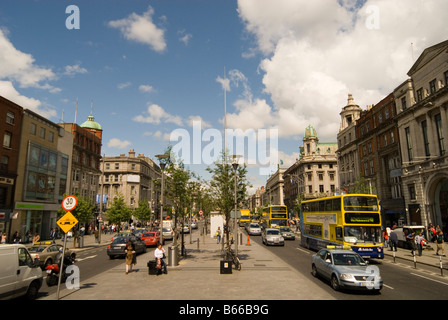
[62,195,78,211]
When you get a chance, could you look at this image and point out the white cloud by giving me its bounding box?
[107,138,132,149]
[178,29,193,46]
[133,103,183,126]
[139,84,155,93]
[236,0,448,141]
[64,64,88,76]
[118,82,131,89]
[0,81,57,119]
[0,28,57,90]
[108,6,167,53]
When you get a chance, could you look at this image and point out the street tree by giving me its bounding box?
[106,194,132,226]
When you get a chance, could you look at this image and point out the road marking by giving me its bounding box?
[383,284,394,290]
[411,273,448,286]
[76,255,97,262]
[296,247,310,254]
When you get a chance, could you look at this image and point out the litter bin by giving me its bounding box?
[220,260,232,274]
[168,245,179,266]
[147,260,159,275]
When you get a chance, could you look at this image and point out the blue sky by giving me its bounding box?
[1,0,447,192]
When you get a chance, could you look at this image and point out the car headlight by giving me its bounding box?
[340,274,354,280]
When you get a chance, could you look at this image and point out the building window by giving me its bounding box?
[401,96,407,111]
[115,163,119,169]
[421,120,430,158]
[429,79,437,94]
[409,185,416,200]
[48,131,54,142]
[6,111,14,124]
[385,108,390,119]
[435,113,445,156]
[30,123,36,135]
[405,127,413,162]
[40,127,46,139]
[1,155,8,171]
[3,131,11,148]
[416,88,423,102]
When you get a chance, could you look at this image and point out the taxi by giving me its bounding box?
[28,242,76,269]
[311,246,382,292]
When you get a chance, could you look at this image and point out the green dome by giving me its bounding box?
[304,125,317,138]
[80,114,102,130]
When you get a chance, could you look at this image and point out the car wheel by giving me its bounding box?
[44,258,52,269]
[25,280,40,300]
[109,255,115,260]
[331,274,340,291]
[311,264,318,277]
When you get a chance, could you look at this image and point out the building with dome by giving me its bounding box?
[282,125,339,216]
[59,110,103,204]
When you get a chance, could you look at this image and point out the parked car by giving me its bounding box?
[163,227,174,240]
[392,226,428,249]
[180,224,190,234]
[279,227,295,240]
[191,222,198,229]
[140,231,163,246]
[28,242,76,269]
[311,247,382,292]
[262,228,284,246]
[0,244,43,300]
[110,231,137,242]
[247,223,262,236]
[107,236,147,259]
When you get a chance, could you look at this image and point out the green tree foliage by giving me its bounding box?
[133,200,152,224]
[57,193,95,225]
[106,195,132,225]
[206,152,251,246]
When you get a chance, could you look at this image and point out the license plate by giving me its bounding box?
[361,281,374,287]
[46,270,52,274]
[114,246,122,249]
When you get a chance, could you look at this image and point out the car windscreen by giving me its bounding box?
[112,237,130,244]
[28,246,46,252]
[266,230,280,235]
[332,253,366,266]
[142,233,156,237]
[250,224,260,228]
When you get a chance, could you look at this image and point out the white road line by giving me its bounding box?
[411,273,448,286]
[76,255,97,262]
[296,247,310,254]
[383,284,394,290]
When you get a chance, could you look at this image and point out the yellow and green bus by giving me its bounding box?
[238,209,251,227]
[261,205,288,229]
[300,194,384,259]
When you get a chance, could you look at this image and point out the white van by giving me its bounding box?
[0,244,43,300]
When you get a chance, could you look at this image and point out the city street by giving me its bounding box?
[36,223,448,301]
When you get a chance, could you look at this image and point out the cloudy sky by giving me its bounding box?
[0,0,447,191]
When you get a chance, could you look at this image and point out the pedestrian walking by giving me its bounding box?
[415,232,424,256]
[405,230,416,256]
[389,229,398,252]
[154,243,167,274]
[125,239,136,274]
[436,231,446,257]
[215,226,222,244]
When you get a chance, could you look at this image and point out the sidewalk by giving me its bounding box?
[383,243,448,270]
[42,231,335,300]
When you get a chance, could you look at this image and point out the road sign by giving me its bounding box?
[199,210,204,216]
[57,211,78,233]
[62,195,77,211]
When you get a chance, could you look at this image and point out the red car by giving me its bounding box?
[140,231,164,246]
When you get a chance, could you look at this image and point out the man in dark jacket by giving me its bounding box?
[389,230,398,252]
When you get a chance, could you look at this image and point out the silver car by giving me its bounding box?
[311,248,383,292]
[279,227,295,240]
[247,223,262,236]
[262,228,284,246]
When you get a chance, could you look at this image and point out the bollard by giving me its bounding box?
[197,238,200,250]
[393,247,396,263]
[440,256,444,276]
[413,252,417,269]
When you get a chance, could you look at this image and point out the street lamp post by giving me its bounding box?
[155,154,170,244]
[232,155,242,257]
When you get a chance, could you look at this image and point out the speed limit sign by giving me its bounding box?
[62,195,78,211]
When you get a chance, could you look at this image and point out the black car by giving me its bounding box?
[107,236,147,259]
